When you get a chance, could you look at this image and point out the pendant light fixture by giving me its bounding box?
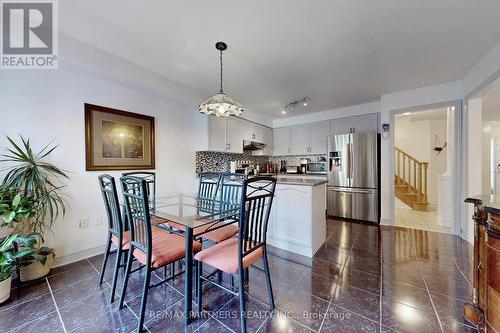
[199,42,244,117]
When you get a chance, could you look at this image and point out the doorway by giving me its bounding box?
[393,107,455,234]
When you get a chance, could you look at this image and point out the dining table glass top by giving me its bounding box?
[152,193,240,229]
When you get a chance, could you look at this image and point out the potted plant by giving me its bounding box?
[1,136,68,281]
[0,233,39,304]
[0,186,38,238]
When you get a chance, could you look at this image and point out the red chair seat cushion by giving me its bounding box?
[133,229,202,269]
[202,224,239,243]
[167,221,239,242]
[111,231,130,250]
[194,238,263,274]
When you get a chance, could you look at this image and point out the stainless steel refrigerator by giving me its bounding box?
[327,132,378,223]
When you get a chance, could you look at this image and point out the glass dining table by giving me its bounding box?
[151,193,240,325]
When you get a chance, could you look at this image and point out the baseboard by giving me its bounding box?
[52,245,104,268]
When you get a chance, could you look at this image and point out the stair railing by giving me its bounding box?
[394,147,429,205]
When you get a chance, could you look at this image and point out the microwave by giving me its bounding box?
[306,161,327,174]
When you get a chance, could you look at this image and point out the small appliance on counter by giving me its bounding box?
[286,166,300,174]
[280,160,287,173]
[300,158,310,174]
[306,161,327,174]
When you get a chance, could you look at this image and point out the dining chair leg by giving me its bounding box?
[98,234,112,285]
[119,248,134,309]
[230,275,235,290]
[262,247,275,310]
[196,260,202,313]
[238,268,247,333]
[109,247,122,303]
[217,270,223,284]
[137,266,151,333]
[194,259,198,296]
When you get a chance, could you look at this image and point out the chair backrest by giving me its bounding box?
[122,172,156,213]
[219,173,246,205]
[98,175,124,239]
[197,172,221,200]
[238,177,277,258]
[120,176,152,255]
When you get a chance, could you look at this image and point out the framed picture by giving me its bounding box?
[84,103,155,171]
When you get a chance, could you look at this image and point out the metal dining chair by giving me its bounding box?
[118,176,202,333]
[194,176,277,333]
[121,172,156,213]
[97,174,128,304]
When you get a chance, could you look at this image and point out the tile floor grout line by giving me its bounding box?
[86,258,153,333]
[46,276,68,333]
[408,230,445,333]
[317,227,359,333]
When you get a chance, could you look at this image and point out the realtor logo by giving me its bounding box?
[1,0,58,69]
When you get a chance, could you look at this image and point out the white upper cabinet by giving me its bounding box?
[262,127,273,156]
[243,122,264,142]
[227,117,243,153]
[273,127,291,156]
[309,122,330,154]
[290,125,310,155]
[331,113,379,135]
[351,114,378,133]
[207,116,227,152]
[331,118,353,135]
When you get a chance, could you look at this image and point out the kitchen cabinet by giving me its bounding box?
[331,113,378,135]
[273,127,291,156]
[331,118,352,135]
[207,116,243,153]
[227,117,243,153]
[309,122,330,154]
[352,114,378,133]
[262,127,273,156]
[208,116,227,152]
[290,125,310,155]
[243,122,263,142]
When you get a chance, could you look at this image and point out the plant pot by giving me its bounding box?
[0,225,14,239]
[20,253,54,282]
[0,276,12,304]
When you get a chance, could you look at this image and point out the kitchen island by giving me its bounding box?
[267,177,327,257]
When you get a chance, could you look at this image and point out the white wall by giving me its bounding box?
[0,67,206,266]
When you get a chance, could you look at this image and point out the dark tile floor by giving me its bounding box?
[0,219,477,333]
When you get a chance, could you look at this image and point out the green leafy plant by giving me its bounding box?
[1,135,68,238]
[0,186,38,227]
[0,233,39,281]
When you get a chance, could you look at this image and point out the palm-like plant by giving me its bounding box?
[1,135,68,238]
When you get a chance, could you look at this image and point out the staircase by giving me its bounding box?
[394,147,430,211]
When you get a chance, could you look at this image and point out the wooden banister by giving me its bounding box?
[394,147,429,205]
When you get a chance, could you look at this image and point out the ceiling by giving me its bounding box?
[60,1,500,118]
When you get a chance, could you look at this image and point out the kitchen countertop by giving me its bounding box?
[275,177,328,186]
[465,195,500,215]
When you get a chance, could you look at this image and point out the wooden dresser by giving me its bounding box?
[465,195,500,333]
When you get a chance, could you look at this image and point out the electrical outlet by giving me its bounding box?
[78,218,89,229]
[95,216,103,227]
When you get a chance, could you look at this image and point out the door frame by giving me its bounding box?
[388,100,464,236]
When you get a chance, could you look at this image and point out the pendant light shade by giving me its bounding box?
[199,42,244,117]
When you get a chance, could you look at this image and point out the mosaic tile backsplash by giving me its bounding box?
[196,151,326,173]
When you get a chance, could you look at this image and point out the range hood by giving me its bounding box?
[243,140,266,151]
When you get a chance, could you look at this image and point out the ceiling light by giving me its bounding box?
[199,42,244,117]
[403,112,411,115]
[282,97,309,115]
[282,109,286,114]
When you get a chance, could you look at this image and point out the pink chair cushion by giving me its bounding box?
[133,228,202,269]
[202,224,239,243]
[111,231,130,250]
[168,221,239,242]
[194,238,263,274]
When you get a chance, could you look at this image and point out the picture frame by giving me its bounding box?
[84,103,155,171]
